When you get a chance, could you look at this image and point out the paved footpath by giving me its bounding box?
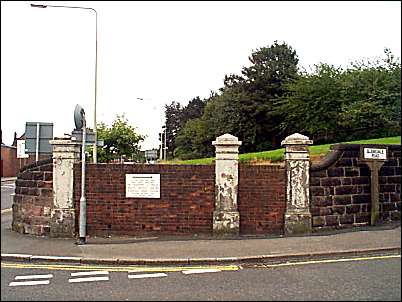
[1,210,400,266]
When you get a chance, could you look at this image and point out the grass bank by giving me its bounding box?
[169,136,400,165]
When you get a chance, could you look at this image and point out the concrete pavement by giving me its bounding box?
[1,206,400,265]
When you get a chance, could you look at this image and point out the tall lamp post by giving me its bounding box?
[31,3,98,163]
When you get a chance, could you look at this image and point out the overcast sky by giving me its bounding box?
[1,1,401,150]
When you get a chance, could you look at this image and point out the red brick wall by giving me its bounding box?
[1,145,50,177]
[73,163,287,237]
[1,146,17,177]
[74,164,215,237]
[239,165,286,235]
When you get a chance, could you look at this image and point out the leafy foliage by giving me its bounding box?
[165,43,401,160]
[164,97,207,159]
[279,49,401,144]
[88,114,145,163]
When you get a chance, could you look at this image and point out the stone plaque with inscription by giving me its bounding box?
[125,174,160,198]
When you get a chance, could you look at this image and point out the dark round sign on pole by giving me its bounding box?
[74,104,85,130]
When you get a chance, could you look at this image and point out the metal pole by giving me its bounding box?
[164,125,167,161]
[35,123,40,161]
[30,3,98,163]
[93,10,98,164]
[78,118,87,245]
[160,129,163,161]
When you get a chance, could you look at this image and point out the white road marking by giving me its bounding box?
[70,271,109,277]
[9,280,50,287]
[68,276,109,283]
[128,273,168,279]
[182,269,221,274]
[15,274,53,280]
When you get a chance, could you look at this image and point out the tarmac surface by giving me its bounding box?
[1,176,401,266]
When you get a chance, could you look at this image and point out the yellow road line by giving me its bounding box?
[262,254,401,268]
[2,254,399,271]
[1,262,240,272]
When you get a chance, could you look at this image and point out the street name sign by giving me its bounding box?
[363,147,387,160]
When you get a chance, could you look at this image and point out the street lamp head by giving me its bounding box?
[31,4,47,8]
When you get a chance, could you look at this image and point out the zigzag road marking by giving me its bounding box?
[15,274,53,280]
[9,280,50,287]
[70,270,109,277]
[69,270,110,283]
[128,272,168,279]
[68,276,109,283]
[9,273,53,287]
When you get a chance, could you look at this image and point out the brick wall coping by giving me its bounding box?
[239,164,285,170]
[83,163,214,170]
[18,158,53,173]
[1,145,17,150]
[311,143,401,172]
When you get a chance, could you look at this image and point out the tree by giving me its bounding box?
[338,49,401,140]
[277,63,344,143]
[164,101,184,159]
[278,48,401,143]
[176,41,299,158]
[88,114,145,163]
[219,41,299,150]
[164,97,207,159]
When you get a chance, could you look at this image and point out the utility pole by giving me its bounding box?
[159,129,163,161]
[164,125,167,161]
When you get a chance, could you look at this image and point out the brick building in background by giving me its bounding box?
[1,130,47,177]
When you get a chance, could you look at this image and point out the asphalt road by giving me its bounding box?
[1,180,15,211]
[1,255,400,301]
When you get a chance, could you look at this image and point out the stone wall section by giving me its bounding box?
[238,165,286,235]
[12,158,53,236]
[310,144,401,231]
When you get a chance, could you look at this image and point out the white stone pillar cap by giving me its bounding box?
[281,133,313,146]
[212,133,242,146]
[50,137,81,146]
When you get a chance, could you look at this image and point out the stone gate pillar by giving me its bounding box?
[49,137,81,238]
[281,133,313,235]
[212,134,242,236]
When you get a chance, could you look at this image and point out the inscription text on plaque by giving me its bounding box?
[125,174,160,198]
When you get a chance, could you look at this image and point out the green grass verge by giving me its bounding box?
[169,136,401,165]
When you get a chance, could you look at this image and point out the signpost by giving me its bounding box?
[16,140,29,159]
[74,104,87,245]
[25,122,54,161]
[360,146,388,225]
[145,149,158,164]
